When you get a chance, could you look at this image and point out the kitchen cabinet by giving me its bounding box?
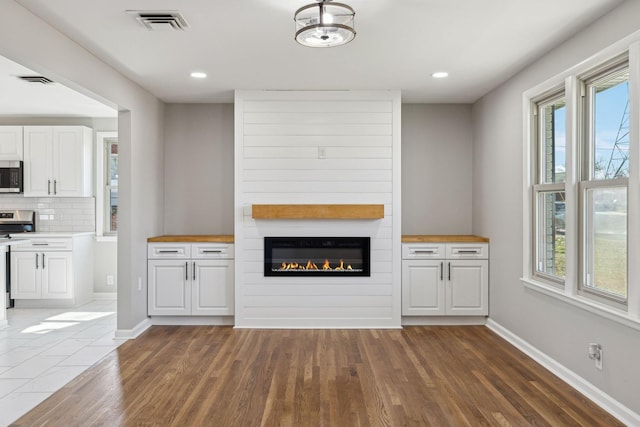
[0,126,23,160]
[148,242,234,316]
[10,234,93,306]
[402,242,488,316]
[23,126,93,197]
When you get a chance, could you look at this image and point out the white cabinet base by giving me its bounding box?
[401,316,488,326]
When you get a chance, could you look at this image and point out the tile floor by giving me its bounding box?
[0,300,122,426]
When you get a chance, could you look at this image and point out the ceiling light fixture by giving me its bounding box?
[190,72,207,79]
[431,72,449,79]
[294,0,355,48]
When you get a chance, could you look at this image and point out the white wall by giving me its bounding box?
[472,0,640,417]
[0,1,164,332]
[163,104,234,234]
[235,91,402,328]
[401,104,473,234]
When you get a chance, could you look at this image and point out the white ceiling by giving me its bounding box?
[3,0,626,114]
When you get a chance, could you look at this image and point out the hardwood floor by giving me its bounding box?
[12,326,623,427]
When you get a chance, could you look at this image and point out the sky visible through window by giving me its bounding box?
[552,82,629,178]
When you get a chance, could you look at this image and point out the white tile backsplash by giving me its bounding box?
[0,196,95,232]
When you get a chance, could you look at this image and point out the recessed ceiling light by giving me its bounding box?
[431,71,449,79]
[190,72,207,79]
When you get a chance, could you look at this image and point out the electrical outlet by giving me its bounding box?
[595,349,603,370]
[588,343,603,370]
[107,275,114,285]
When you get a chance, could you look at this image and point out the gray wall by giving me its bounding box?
[472,0,640,414]
[162,103,473,236]
[163,104,234,234]
[0,2,164,331]
[402,104,473,234]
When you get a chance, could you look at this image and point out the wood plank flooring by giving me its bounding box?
[12,326,623,427]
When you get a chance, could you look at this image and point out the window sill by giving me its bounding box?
[95,235,117,243]
[521,277,640,332]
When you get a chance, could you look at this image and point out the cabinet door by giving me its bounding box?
[148,260,190,315]
[52,127,90,197]
[401,260,445,315]
[446,260,488,316]
[0,126,23,160]
[10,252,40,299]
[41,252,73,299]
[192,260,234,315]
[23,126,53,196]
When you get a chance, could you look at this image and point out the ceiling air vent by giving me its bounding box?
[127,10,189,31]
[16,75,55,84]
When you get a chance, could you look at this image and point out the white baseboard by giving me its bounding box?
[402,316,486,326]
[151,316,234,326]
[92,292,117,300]
[486,318,640,426]
[115,317,152,339]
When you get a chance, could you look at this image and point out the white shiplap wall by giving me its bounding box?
[234,91,401,328]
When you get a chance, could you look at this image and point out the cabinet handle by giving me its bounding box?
[413,250,435,254]
[158,250,179,253]
[457,250,480,254]
[448,262,451,281]
[53,180,57,195]
[47,180,51,195]
[32,243,49,246]
[440,262,443,281]
[42,253,45,269]
[36,253,39,269]
[193,262,196,280]
[202,250,222,253]
[185,262,188,281]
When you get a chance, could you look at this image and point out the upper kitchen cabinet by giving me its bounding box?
[23,126,93,197]
[0,126,24,160]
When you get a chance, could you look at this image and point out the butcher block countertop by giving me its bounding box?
[147,235,234,243]
[402,235,489,243]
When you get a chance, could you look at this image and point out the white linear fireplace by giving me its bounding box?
[234,90,401,328]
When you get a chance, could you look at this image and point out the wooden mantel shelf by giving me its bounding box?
[251,204,384,220]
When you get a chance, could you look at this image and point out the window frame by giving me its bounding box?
[578,59,629,306]
[531,89,567,287]
[96,131,118,240]
[522,39,640,329]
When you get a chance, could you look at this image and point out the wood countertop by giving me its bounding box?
[402,235,489,243]
[147,235,234,243]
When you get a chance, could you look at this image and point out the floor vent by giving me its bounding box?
[16,75,55,84]
[127,10,189,31]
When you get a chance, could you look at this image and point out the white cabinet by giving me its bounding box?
[10,234,93,306]
[148,243,234,316]
[402,242,488,316]
[0,126,23,160]
[23,126,93,197]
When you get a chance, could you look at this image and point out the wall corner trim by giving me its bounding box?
[114,317,152,340]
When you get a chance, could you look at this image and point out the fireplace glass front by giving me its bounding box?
[264,237,370,277]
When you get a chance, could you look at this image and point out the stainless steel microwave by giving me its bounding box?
[0,161,23,193]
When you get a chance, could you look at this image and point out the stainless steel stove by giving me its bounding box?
[0,210,36,308]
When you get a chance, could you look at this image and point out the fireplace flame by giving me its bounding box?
[276,259,356,272]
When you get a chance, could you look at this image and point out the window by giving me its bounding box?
[525,50,636,319]
[580,62,628,303]
[96,132,118,237]
[533,92,566,285]
[105,139,118,234]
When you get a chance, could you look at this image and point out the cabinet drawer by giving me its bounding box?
[148,243,191,259]
[445,243,488,259]
[402,243,446,259]
[12,238,72,251]
[192,243,234,259]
